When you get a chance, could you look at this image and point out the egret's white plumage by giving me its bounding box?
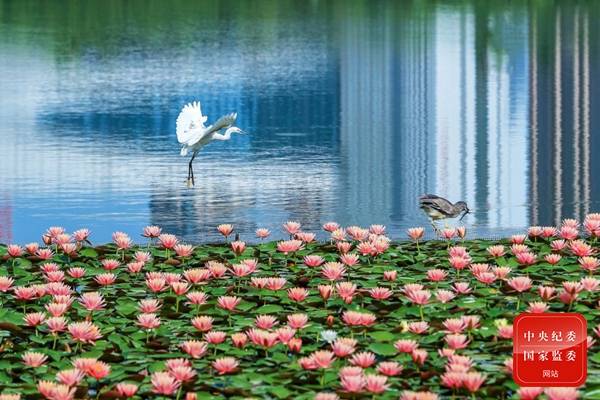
[176,100,244,186]
[176,101,208,146]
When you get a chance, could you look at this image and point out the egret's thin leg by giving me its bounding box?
[188,152,197,186]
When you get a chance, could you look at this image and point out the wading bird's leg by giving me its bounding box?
[429,218,439,235]
[187,153,197,187]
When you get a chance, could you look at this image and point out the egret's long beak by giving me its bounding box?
[239,129,247,135]
[459,210,470,222]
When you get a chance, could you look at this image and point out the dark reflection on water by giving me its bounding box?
[1,0,600,243]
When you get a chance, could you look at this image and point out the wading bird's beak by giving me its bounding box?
[459,209,470,222]
[239,129,247,134]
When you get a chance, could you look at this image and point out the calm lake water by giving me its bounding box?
[1,1,600,243]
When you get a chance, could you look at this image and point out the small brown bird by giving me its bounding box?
[419,194,469,233]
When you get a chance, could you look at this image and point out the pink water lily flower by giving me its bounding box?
[174,244,194,257]
[560,225,579,240]
[369,287,392,300]
[25,242,39,254]
[255,228,270,239]
[340,374,365,393]
[22,352,47,367]
[0,276,14,293]
[217,224,233,238]
[515,248,536,264]
[24,312,46,327]
[95,273,116,286]
[340,253,360,266]
[7,244,23,257]
[331,338,356,357]
[349,351,376,368]
[230,241,246,255]
[304,255,325,267]
[487,245,505,257]
[579,256,599,272]
[143,226,162,238]
[527,302,549,313]
[517,387,544,400]
[296,232,316,243]
[151,372,180,395]
[322,222,340,232]
[217,296,241,311]
[79,292,105,311]
[283,221,301,235]
[407,227,424,241]
[436,290,455,303]
[181,340,208,358]
[342,311,376,327]
[406,289,431,305]
[231,333,248,348]
[411,349,428,365]
[508,276,532,292]
[321,262,346,280]
[445,334,469,349]
[287,313,309,329]
[68,321,102,343]
[336,241,351,253]
[364,374,388,394]
[441,228,456,239]
[137,313,161,330]
[113,233,132,250]
[212,357,239,375]
[277,240,303,254]
[204,331,227,344]
[408,321,429,334]
[377,361,403,376]
[310,350,336,369]
[191,316,213,332]
[254,315,278,330]
[115,383,139,398]
[46,316,67,333]
[427,269,447,282]
[287,287,309,302]
[158,234,178,249]
[544,254,562,265]
[56,369,85,386]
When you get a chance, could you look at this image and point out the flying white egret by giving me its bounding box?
[176,101,244,186]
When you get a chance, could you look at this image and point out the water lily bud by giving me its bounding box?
[288,338,302,353]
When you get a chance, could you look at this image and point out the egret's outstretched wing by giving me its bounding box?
[176,101,208,144]
[204,112,238,135]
